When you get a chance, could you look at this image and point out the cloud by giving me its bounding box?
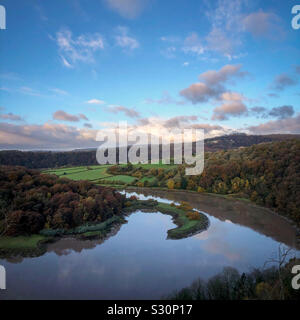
[250,105,295,120]
[182,32,205,56]
[247,114,300,135]
[203,0,246,58]
[160,46,176,59]
[53,110,89,122]
[79,113,89,121]
[180,83,220,104]
[60,55,73,68]
[243,10,283,39]
[212,101,248,121]
[295,65,300,75]
[180,64,247,104]
[131,116,232,141]
[55,29,105,67]
[19,86,41,96]
[206,27,236,58]
[163,115,198,128]
[145,92,186,105]
[0,112,24,121]
[251,106,267,118]
[160,36,180,43]
[183,62,189,67]
[271,73,298,91]
[115,26,139,50]
[199,64,247,86]
[0,122,99,150]
[268,105,294,119]
[104,0,149,19]
[268,93,279,98]
[84,123,93,128]
[50,88,68,95]
[106,105,140,118]
[220,92,245,101]
[0,115,231,150]
[86,99,105,105]
[159,1,252,60]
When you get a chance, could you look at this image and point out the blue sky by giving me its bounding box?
[0,0,299,149]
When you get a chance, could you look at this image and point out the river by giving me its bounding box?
[0,189,299,299]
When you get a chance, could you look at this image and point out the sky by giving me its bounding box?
[0,0,299,150]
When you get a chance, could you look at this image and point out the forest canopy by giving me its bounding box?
[0,166,125,236]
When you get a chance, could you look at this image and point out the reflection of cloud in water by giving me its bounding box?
[193,221,242,262]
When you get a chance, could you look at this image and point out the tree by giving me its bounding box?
[167,179,175,189]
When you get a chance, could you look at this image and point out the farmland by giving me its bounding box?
[44,163,177,187]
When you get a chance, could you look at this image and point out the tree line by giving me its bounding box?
[1,134,298,169]
[167,256,300,300]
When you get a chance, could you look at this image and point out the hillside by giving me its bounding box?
[0,134,299,169]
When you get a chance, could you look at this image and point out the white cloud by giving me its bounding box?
[0,122,99,150]
[86,99,105,105]
[115,26,139,50]
[182,33,205,56]
[55,29,105,67]
[0,114,233,149]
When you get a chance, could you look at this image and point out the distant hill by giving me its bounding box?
[0,133,299,169]
[204,133,300,152]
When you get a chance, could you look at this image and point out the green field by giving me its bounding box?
[0,235,46,249]
[139,176,156,183]
[101,175,137,184]
[0,234,49,257]
[44,163,176,186]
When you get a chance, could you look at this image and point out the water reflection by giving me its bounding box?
[0,190,299,300]
[124,189,300,250]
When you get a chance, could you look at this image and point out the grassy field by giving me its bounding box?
[0,235,46,249]
[44,163,176,186]
[101,175,137,184]
[0,234,50,258]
